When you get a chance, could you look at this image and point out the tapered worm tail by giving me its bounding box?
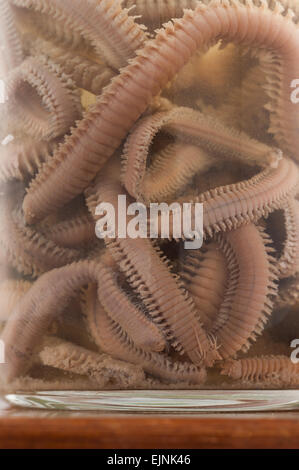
[121,110,214,202]
[181,224,278,359]
[82,275,167,354]
[140,143,214,204]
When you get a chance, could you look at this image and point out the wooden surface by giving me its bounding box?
[1,397,299,449]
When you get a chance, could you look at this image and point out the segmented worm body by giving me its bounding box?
[0,259,107,382]
[0,191,81,277]
[278,198,299,278]
[0,0,298,391]
[180,242,228,331]
[10,0,147,69]
[86,174,220,366]
[4,56,82,139]
[85,285,207,385]
[0,0,23,76]
[182,224,277,359]
[27,40,116,95]
[13,5,93,53]
[149,158,299,240]
[82,269,167,354]
[0,256,170,382]
[39,336,146,388]
[221,355,299,386]
[0,137,57,182]
[122,106,280,201]
[23,1,299,223]
[212,224,277,359]
[43,212,96,249]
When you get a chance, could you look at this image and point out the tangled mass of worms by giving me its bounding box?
[0,0,298,391]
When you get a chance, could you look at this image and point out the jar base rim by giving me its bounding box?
[4,389,299,412]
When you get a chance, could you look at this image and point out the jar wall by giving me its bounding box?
[0,0,298,402]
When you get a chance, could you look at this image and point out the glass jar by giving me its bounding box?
[0,0,298,412]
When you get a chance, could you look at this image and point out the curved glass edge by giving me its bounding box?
[4,390,299,412]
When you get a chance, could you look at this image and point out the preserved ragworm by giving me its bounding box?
[0,0,298,392]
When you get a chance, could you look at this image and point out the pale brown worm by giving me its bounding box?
[0,146,22,182]
[0,278,32,323]
[42,212,96,249]
[181,224,277,359]
[39,336,146,388]
[86,173,220,366]
[11,0,148,70]
[221,355,299,386]
[22,1,299,224]
[123,0,197,28]
[180,242,228,331]
[0,259,109,382]
[82,274,167,354]
[0,256,168,383]
[13,5,93,54]
[140,142,214,203]
[4,56,82,140]
[28,41,115,95]
[163,107,281,164]
[122,107,281,201]
[85,285,207,385]
[199,158,299,238]
[0,0,23,76]
[277,198,299,279]
[0,186,82,277]
[211,224,278,359]
[148,158,299,240]
[0,137,58,182]
[0,373,103,393]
